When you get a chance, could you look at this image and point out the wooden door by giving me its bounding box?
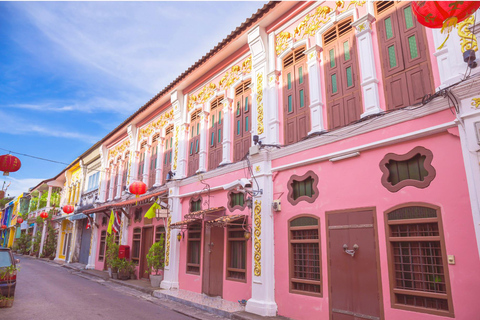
[140,226,154,279]
[79,219,92,265]
[188,110,201,176]
[233,80,251,162]
[202,225,225,297]
[208,97,224,170]
[327,209,383,320]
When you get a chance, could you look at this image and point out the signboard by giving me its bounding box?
[155,208,168,219]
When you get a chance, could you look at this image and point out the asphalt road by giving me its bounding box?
[0,256,195,320]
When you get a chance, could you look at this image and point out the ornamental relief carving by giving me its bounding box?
[138,109,174,141]
[458,15,478,53]
[165,215,171,266]
[108,139,130,161]
[253,200,262,277]
[256,73,264,135]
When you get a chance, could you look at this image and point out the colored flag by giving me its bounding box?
[145,202,161,219]
[86,220,91,230]
[112,212,121,234]
[107,209,114,234]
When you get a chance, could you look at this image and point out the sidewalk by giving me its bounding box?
[20,254,290,320]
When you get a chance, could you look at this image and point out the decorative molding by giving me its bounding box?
[335,0,366,14]
[108,139,130,160]
[472,98,480,109]
[256,72,264,135]
[275,32,292,55]
[227,191,247,212]
[253,200,262,277]
[173,126,179,170]
[458,15,478,53]
[286,170,320,206]
[165,215,171,266]
[138,109,174,140]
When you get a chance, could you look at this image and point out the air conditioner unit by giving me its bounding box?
[272,199,281,212]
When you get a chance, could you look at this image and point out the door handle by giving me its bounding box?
[343,244,359,257]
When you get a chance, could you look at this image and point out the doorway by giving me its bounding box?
[202,225,224,297]
[79,219,92,264]
[327,208,383,320]
[139,226,154,279]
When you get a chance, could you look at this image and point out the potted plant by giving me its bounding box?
[0,264,19,308]
[105,235,119,278]
[145,235,165,287]
[111,257,121,279]
[118,259,136,280]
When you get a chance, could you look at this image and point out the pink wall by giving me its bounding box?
[94,217,107,271]
[177,179,252,303]
[273,128,479,319]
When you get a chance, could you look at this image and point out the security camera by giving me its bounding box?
[223,178,252,191]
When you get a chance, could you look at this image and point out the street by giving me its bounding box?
[0,256,196,320]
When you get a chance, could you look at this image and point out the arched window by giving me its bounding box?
[283,46,310,145]
[162,125,174,184]
[288,215,321,296]
[234,80,251,162]
[188,109,202,176]
[385,204,453,316]
[324,18,362,129]
[208,96,224,170]
[375,1,433,110]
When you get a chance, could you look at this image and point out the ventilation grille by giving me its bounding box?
[235,80,252,96]
[152,133,160,142]
[211,96,223,110]
[388,206,437,221]
[190,109,202,121]
[140,141,147,149]
[283,46,306,68]
[338,19,352,37]
[323,18,353,45]
[376,1,394,15]
[165,125,174,136]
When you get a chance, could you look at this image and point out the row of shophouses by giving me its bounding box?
[3,1,480,319]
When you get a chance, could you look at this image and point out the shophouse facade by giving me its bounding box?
[79,1,480,320]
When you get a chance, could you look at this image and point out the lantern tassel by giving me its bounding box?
[437,33,450,50]
[3,172,8,176]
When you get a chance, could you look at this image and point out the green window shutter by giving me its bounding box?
[299,67,303,84]
[197,123,200,135]
[190,142,193,155]
[237,102,240,115]
[388,46,397,68]
[408,35,418,59]
[218,111,222,124]
[195,140,199,153]
[218,128,222,143]
[300,89,304,108]
[245,97,249,112]
[331,74,337,93]
[211,132,214,146]
[211,115,215,128]
[245,116,249,132]
[346,67,353,87]
[329,49,335,68]
[237,120,240,135]
[288,95,292,112]
[191,127,194,138]
[404,6,414,29]
[343,41,350,60]
[385,17,393,39]
[287,73,292,89]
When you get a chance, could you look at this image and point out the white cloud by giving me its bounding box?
[1,177,44,199]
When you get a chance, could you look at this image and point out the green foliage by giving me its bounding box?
[146,235,165,275]
[32,231,42,256]
[15,233,32,254]
[0,264,20,299]
[42,222,57,259]
[0,197,14,208]
[105,234,119,270]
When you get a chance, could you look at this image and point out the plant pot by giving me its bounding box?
[0,299,14,308]
[130,273,137,280]
[149,274,163,287]
[118,271,130,280]
[112,272,118,280]
[108,268,112,278]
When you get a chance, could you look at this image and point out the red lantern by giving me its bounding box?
[40,211,48,219]
[63,205,74,214]
[1,225,6,230]
[17,218,23,224]
[129,181,147,197]
[413,1,480,32]
[0,154,21,176]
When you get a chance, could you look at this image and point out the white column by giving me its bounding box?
[351,14,382,118]
[108,167,115,201]
[220,98,233,165]
[142,144,151,185]
[171,90,187,179]
[86,214,98,269]
[115,161,123,199]
[305,45,326,134]
[68,220,77,263]
[98,145,108,202]
[39,220,47,257]
[161,183,181,289]
[46,186,52,208]
[266,32,280,144]
[154,138,165,187]
[127,124,138,185]
[246,152,277,316]
[197,111,209,173]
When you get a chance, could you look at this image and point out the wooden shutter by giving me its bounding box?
[234,80,251,162]
[376,2,433,110]
[208,97,224,170]
[188,110,202,176]
[162,125,174,184]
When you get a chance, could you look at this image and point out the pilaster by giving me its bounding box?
[172,90,187,179]
[115,161,123,199]
[143,144,151,185]
[305,45,326,134]
[107,167,115,201]
[127,124,138,184]
[161,184,181,289]
[98,145,108,202]
[86,214,97,269]
[154,137,165,187]
[197,111,209,173]
[220,98,233,165]
[351,13,382,118]
[266,33,280,144]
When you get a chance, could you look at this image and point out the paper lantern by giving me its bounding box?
[129,181,147,197]
[1,225,7,230]
[40,211,48,219]
[63,205,74,214]
[412,1,480,32]
[0,154,21,176]
[17,218,23,224]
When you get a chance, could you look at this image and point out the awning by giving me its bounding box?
[53,214,70,222]
[206,214,248,227]
[83,189,167,215]
[170,218,201,229]
[68,213,88,221]
[184,206,226,221]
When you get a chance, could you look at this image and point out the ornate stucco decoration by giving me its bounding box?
[256,73,264,135]
[188,83,217,111]
[253,200,262,276]
[108,139,130,160]
[458,15,478,53]
[335,0,366,13]
[138,109,174,140]
[219,56,252,90]
[294,6,333,39]
[173,126,179,170]
[471,98,480,109]
[275,32,292,55]
[165,216,171,266]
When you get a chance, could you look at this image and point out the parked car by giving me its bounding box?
[0,248,18,298]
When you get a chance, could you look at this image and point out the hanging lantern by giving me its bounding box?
[40,211,48,219]
[129,181,147,204]
[63,205,74,214]
[412,1,480,48]
[17,218,23,224]
[1,225,7,230]
[0,154,21,176]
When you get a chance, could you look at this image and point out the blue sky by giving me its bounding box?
[0,1,266,198]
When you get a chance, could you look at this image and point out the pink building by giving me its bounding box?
[83,2,480,319]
